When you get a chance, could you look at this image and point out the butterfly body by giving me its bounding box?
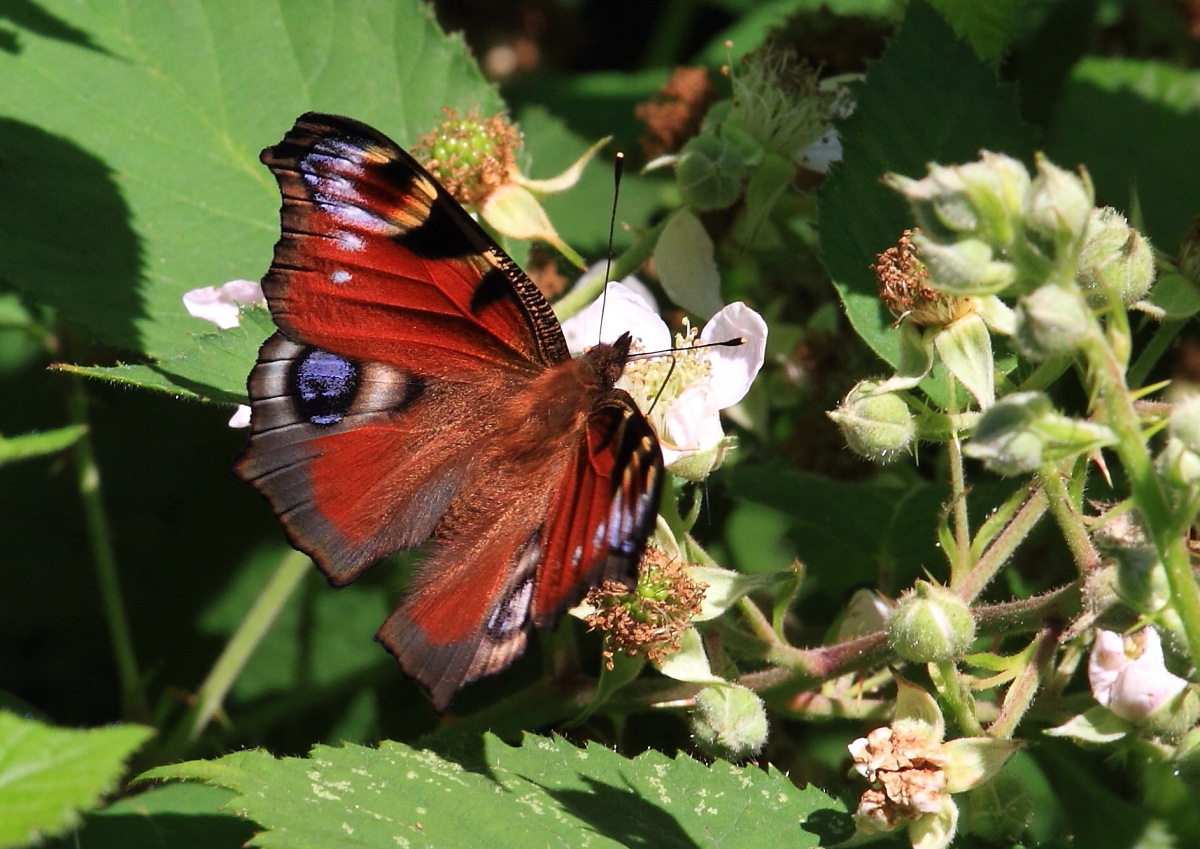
[236,113,663,709]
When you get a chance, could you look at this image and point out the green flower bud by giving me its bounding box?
[827,381,915,462]
[1013,284,1093,360]
[963,391,1116,476]
[912,235,1017,296]
[1076,207,1156,306]
[1157,437,1200,490]
[1179,215,1200,285]
[1142,685,1200,740]
[677,133,748,211]
[1169,395,1200,453]
[884,152,1030,248]
[1024,155,1093,259]
[961,771,1034,843]
[888,581,976,663]
[689,684,769,760]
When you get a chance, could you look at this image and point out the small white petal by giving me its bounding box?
[699,302,768,410]
[665,382,723,455]
[1088,629,1127,707]
[228,404,252,428]
[797,129,842,173]
[561,281,671,355]
[1108,628,1188,722]
[183,279,265,329]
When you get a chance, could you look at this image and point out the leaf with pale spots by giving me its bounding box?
[141,733,844,848]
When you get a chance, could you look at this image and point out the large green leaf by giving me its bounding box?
[817,1,1036,369]
[142,733,846,848]
[0,711,153,848]
[1044,57,1200,251]
[0,0,502,361]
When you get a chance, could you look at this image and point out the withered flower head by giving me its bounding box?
[876,230,974,328]
[850,725,951,828]
[412,107,522,206]
[584,546,706,669]
[635,66,715,160]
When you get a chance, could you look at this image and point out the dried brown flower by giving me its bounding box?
[876,230,974,328]
[583,547,706,669]
[635,67,715,159]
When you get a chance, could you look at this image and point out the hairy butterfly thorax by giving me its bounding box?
[236,113,662,710]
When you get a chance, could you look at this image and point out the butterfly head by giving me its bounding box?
[584,331,634,388]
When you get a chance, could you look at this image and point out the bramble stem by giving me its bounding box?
[67,376,144,720]
[165,547,310,755]
[947,431,972,588]
[1038,463,1101,573]
[957,486,1049,602]
[1078,296,1200,670]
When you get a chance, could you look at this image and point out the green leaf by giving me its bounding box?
[0,710,154,848]
[1045,58,1200,251]
[41,783,254,849]
[0,0,501,360]
[142,733,843,848]
[818,1,1036,370]
[694,0,903,64]
[0,424,86,466]
[64,308,273,405]
[725,465,947,594]
[927,0,1025,63]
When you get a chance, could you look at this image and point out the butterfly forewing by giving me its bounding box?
[262,112,569,374]
[238,113,665,709]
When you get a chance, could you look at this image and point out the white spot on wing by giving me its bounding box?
[330,270,351,284]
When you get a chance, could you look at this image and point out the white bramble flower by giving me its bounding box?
[1089,628,1188,723]
[561,282,767,478]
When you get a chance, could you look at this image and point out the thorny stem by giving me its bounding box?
[931,660,983,736]
[163,547,310,757]
[956,486,1050,603]
[947,431,972,589]
[1079,298,1200,671]
[67,376,144,721]
[1037,462,1102,573]
[737,596,779,645]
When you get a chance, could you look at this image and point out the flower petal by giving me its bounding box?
[1088,629,1127,707]
[699,302,768,410]
[561,281,671,355]
[227,404,252,429]
[665,382,723,453]
[183,279,264,329]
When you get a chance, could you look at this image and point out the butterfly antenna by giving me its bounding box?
[637,336,745,416]
[597,151,625,345]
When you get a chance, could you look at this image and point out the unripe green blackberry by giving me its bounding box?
[888,581,976,663]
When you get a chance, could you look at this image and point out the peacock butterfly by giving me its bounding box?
[235,113,664,710]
